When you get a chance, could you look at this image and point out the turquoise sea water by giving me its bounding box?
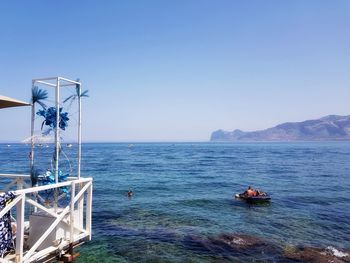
[1,142,350,262]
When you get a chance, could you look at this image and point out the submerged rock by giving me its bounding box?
[212,233,266,249]
[183,233,283,261]
[283,246,350,263]
[182,234,220,254]
[183,233,263,253]
[326,246,350,259]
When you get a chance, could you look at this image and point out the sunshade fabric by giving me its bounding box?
[0,95,30,109]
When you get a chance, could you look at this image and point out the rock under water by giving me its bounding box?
[183,233,284,261]
[284,246,350,263]
[184,232,350,262]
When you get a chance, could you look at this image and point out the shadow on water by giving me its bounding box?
[229,197,273,211]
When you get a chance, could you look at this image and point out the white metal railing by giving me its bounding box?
[0,175,92,263]
[0,174,31,191]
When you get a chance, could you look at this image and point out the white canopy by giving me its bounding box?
[0,95,30,109]
[22,135,54,144]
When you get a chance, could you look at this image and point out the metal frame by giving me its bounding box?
[0,77,92,263]
[31,77,82,182]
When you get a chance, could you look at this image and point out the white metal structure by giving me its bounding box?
[30,77,83,183]
[0,77,92,263]
[0,174,92,263]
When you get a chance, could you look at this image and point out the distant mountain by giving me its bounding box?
[210,115,350,141]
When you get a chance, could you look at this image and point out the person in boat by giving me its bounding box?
[258,190,267,196]
[236,186,269,200]
[252,188,267,197]
[244,186,256,197]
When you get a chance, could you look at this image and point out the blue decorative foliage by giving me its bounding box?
[35,170,70,205]
[31,86,48,109]
[41,170,70,195]
[41,170,68,185]
[37,107,69,133]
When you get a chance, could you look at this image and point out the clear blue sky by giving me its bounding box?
[0,0,350,142]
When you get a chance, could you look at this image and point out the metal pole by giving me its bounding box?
[54,78,60,211]
[55,77,60,184]
[15,194,25,262]
[30,80,35,176]
[86,183,92,240]
[78,82,82,179]
[31,81,38,213]
[77,81,83,228]
[70,181,76,243]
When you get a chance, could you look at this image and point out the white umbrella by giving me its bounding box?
[0,95,30,109]
[22,135,54,144]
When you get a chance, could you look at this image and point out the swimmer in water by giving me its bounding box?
[126,189,133,198]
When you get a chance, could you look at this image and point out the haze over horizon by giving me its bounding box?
[1,1,350,142]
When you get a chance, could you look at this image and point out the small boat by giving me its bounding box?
[66,143,73,148]
[235,193,271,203]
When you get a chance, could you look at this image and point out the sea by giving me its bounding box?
[1,142,350,262]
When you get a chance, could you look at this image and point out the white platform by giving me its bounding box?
[28,209,81,251]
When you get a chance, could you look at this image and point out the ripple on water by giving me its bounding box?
[2,142,350,262]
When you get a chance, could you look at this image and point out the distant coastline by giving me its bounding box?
[211,115,350,142]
